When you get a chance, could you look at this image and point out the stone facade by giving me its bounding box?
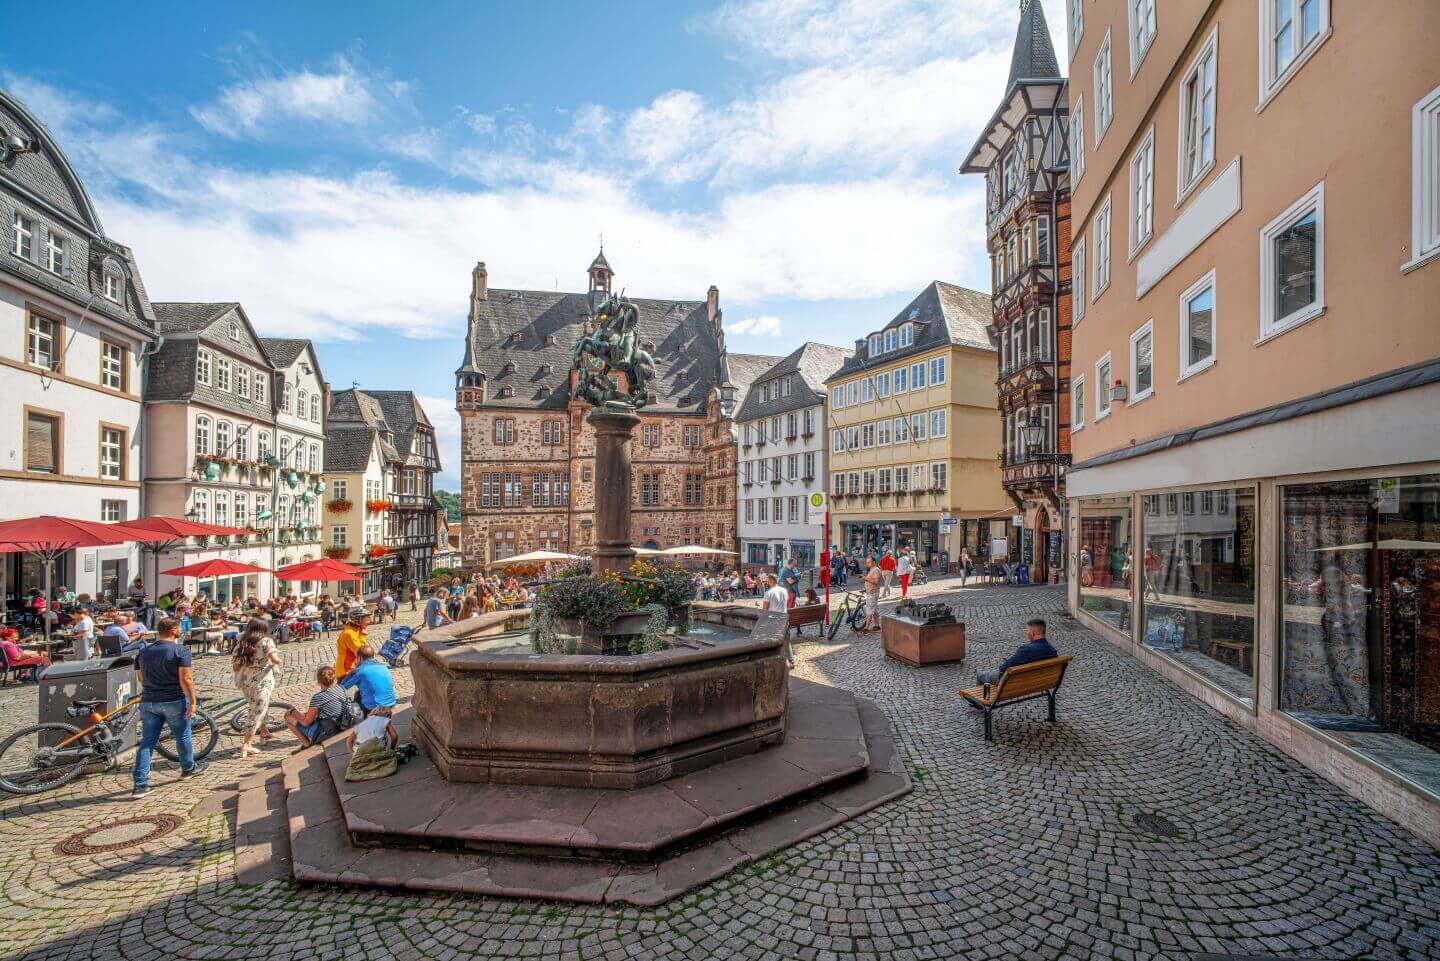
[455,252,775,567]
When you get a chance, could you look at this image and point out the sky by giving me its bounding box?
[1,0,1067,489]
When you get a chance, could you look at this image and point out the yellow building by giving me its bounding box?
[824,281,1010,565]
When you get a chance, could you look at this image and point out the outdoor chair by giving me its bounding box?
[958,655,1073,741]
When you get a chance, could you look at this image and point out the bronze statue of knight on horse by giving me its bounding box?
[571,292,658,409]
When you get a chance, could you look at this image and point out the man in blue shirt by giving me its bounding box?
[779,558,800,603]
[340,645,397,716]
[977,619,1059,686]
[424,589,452,630]
[132,617,205,797]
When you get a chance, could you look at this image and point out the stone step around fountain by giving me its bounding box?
[283,679,911,906]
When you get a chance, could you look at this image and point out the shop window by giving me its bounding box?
[1280,473,1440,796]
[1077,497,1133,634]
[1140,486,1257,705]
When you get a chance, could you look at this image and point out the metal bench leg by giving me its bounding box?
[1047,692,1057,723]
[983,709,993,741]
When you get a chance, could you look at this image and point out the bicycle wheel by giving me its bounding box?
[827,602,846,639]
[848,602,868,631]
[0,723,89,795]
[157,708,220,763]
[230,701,296,735]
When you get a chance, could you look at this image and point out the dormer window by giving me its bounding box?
[867,333,883,356]
[899,324,914,348]
[538,363,553,376]
[883,329,896,352]
[509,331,522,344]
[103,271,121,302]
[499,386,514,398]
[44,230,65,274]
[501,361,516,376]
[543,334,556,347]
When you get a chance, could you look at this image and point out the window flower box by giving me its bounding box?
[327,499,354,513]
[365,499,393,513]
[367,544,391,559]
[325,547,351,559]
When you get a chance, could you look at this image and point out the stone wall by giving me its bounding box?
[460,396,738,566]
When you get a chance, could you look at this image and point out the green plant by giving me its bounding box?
[622,561,696,609]
[537,573,627,627]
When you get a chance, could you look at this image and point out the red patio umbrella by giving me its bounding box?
[0,516,169,640]
[121,515,261,603]
[273,557,365,591]
[162,559,270,578]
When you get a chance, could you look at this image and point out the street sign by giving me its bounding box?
[806,491,827,525]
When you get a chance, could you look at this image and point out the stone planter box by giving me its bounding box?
[881,614,966,666]
[412,605,791,789]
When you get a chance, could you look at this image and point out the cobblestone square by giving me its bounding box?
[2,583,1438,960]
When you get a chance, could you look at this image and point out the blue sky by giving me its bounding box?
[1,0,1066,488]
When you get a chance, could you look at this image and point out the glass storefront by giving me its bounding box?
[1280,473,1440,795]
[1140,487,1257,705]
[1077,496,1132,632]
[841,520,938,564]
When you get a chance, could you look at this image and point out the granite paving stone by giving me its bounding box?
[1,586,1439,959]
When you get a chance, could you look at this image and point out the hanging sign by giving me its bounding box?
[806,491,827,525]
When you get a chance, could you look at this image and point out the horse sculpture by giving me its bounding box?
[571,293,658,409]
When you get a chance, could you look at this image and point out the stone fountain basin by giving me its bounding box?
[411,604,789,789]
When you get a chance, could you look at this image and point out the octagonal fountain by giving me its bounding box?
[278,299,908,905]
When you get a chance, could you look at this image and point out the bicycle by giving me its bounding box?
[0,696,219,796]
[225,698,298,736]
[827,592,870,640]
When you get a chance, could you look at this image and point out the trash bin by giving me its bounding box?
[38,657,138,750]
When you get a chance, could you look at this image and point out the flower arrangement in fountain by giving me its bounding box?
[530,561,681,655]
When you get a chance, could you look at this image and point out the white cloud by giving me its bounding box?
[726,315,784,337]
[190,56,383,138]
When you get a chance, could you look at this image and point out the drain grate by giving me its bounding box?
[1132,811,1183,838]
[56,815,183,856]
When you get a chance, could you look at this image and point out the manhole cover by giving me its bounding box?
[1132,811,1183,838]
[56,815,183,856]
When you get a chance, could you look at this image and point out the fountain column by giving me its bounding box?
[588,407,641,576]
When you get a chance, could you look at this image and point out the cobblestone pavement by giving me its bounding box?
[3,586,1439,960]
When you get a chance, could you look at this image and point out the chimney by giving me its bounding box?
[855,338,866,356]
[478,260,495,306]
[706,285,720,323]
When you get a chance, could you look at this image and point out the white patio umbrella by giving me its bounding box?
[486,550,582,568]
[661,546,738,557]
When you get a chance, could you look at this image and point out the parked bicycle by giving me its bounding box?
[0,696,219,796]
[224,698,298,735]
[827,591,869,640]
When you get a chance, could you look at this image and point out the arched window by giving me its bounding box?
[282,382,293,413]
[291,498,303,525]
[216,420,232,456]
[309,443,320,472]
[297,389,307,418]
[292,444,305,469]
[310,394,320,422]
[234,427,249,461]
[257,431,272,461]
[195,416,212,456]
[191,489,211,524]
[277,495,290,523]
[279,436,291,464]
[234,492,249,528]
[214,491,230,526]
[254,494,269,522]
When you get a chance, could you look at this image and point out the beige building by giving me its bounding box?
[1063,0,1440,845]
[825,281,1010,565]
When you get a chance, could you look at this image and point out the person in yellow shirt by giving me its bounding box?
[333,607,372,678]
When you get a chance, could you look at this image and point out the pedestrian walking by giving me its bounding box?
[232,618,281,757]
[879,550,897,597]
[897,548,914,598]
[859,560,883,634]
[131,617,204,798]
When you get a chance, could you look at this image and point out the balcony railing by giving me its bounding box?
[389,492,431,508]
[997,350,1054,379]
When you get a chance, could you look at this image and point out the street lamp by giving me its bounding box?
[1022,413,1045,456]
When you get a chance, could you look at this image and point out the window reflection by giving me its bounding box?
[1078,497,1132,633]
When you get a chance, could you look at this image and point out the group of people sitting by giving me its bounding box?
[692,570,758,601]
[424,575,534,628]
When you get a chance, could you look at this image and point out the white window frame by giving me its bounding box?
[196,349,212,386]
[1070,97,1086,184]
[1177,27,1220,205]
[103,271,121,302]
[1037,215,1051,265]
[12,211,32,259]
[101,342,125,391]
[929,408,947,438]
[883,329,896,352]
[929,355,947,385]
[1258,0,1330,110]
[1093,195,1112,299]
[1073,234,1087,323]
[1095,353,1113,421]
[1128,319,1156,405]
[1128,0,1157,77]
[893,364,907,393]
[100,427,124,480]
[1258,181,1325,342]
[1068,0,1084,54]
[1094,30,1114,144]
[832,386,844,409]
[1407,83,1440,272]
[1178,269,1217,381]
[899,324,913,348]
[1072,373,1086,431]
[1128,126,1156,257]
[44,229,65,275]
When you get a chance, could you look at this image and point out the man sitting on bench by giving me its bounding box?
[977,618,1058,687]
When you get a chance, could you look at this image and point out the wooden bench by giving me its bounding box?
[958,655,1072,741]
[785,604,827,638]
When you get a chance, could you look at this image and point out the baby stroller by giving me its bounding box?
[378,625,418,668]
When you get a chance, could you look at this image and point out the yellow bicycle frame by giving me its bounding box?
[55,697,142,748]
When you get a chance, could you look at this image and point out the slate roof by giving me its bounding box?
[1007,0,1062,89]
[324,425,379,473]
[327,388,436,471]
[736,342,852,422]
[826,282,993,384]
[151,302,238,333]
[1,87,156,338]
[260,338,310,369]
[458,287,726,414]
[148,302,279,421]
